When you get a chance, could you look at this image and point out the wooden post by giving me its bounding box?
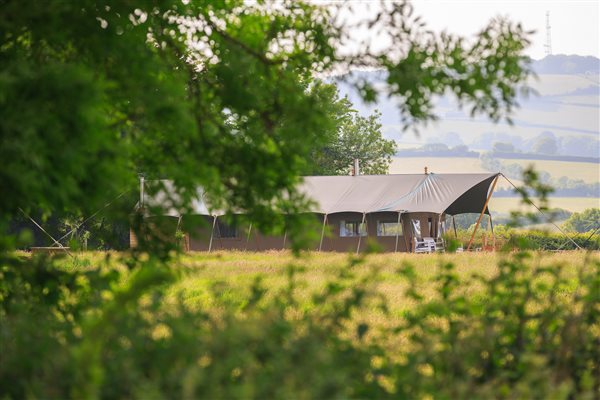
[356,212,367,254]
[319,214,328,252]
[467,176,499,251]
[394,212,402,253]
[208,215,217,252]
[282,230,287,249]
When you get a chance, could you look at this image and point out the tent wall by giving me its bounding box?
[185,215,289,251]
[130,216,187,250]
[135,212,448,253]
[320,212,410,252]
[402,212,444,252]
[181,212,414,253]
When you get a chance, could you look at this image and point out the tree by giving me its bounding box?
[422,143,449,152]
[532,136,558,155]
[1,1,533,250]
[308,85,395,175]
[0,2,544,398]
[492,142,516,153]
[563,208,600,233]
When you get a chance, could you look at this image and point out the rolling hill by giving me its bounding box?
[336,55,600,158]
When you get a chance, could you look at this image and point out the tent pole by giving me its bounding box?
[245,222,253,250]
[489,214,496,250]
[282,230,287,249]
[452,215,457,238]
[394,212,402,253]
[176,215,184,251]
[319,214,328,252]
[208,215,217,253]
[467,175,499,251]
[356,212,366,254]
[215,216,224,249]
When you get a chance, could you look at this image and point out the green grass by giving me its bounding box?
[51,249,597,326]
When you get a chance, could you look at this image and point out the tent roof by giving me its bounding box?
[299,173,499,215]
[142,173,500,216]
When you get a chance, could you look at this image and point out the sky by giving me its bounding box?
[333,0,600,60]
[410,0,600,59]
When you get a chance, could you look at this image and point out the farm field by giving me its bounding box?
[390,156,599,184]
[506,158,600,184]
[390,156,599,213]
[489,196,600,214]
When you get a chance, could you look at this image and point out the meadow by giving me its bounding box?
[173,250,585,305]
[59,249,596,327]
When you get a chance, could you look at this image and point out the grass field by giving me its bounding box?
[61,250,597,324]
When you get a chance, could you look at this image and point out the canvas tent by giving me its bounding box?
[132,173,501,253]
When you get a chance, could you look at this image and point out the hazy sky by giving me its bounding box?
[411,0,599,59]
[333,0,600,60]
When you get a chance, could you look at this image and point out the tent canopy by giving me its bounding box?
[299,173,498,215]
[141,173,500,217]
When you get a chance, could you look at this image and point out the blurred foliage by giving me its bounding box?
[3,2,585,398]
[1,248,598,398]
[1,0,533,252]
[563,209,600,234]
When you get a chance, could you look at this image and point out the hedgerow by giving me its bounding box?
[1,248,598,399]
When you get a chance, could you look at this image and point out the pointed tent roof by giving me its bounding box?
[141,173,499,216]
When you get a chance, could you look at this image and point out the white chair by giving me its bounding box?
[414,237,436,253]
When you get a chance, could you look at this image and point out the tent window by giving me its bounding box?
[340,220,366,237]
[377,221,402,237]
[411,219,421,237]
[217,220,238,238]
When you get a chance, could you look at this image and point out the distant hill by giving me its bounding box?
[532,55,600,75]
[334,55,600,160]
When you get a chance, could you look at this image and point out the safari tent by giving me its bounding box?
[131,172,501,253]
